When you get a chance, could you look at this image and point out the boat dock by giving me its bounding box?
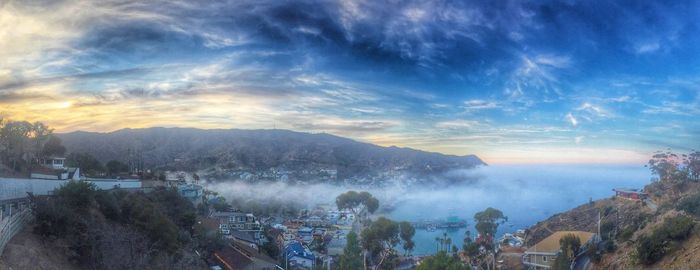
[412,216,467,230]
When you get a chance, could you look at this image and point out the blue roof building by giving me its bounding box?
[284,241,315,270]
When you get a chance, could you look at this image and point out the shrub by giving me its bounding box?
[659,215,694,240]
[618,226,635,241]
[95,191,121,220]
[677,192,700,217]
[600,221,615,240]
[604,240,616,252]
[416,251,470,270]
[586,244,601,263]
[636,234,666,265]
[636,215,695,265]
[55,180,96,213]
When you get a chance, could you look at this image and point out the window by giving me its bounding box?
[543,256,547,262]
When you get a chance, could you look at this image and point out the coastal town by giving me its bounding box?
[0,121,699,270]
[1,153,658,270]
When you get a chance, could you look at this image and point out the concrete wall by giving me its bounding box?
[0,178,142,201]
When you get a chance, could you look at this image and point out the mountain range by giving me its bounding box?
[56,128,485,182]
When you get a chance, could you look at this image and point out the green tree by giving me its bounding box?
[685,150,700,181]
[338,232,363,270]
[558,234,581,265]
[416,251,470,270]
[462,230,479,259]
[361,217,410,269]
[0,120,33,171]
[647,151,686,183]
[29,122,52,163]
[66,152,104,175]
[399,221,416,255]
[55,180,97,213]
[42,135,66,157]
[106,160,129,176]
[210,196,232,211]
[473,207,507,249]
[336,191,380,216]
[261,226,281,258]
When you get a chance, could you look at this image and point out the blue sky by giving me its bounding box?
[1,0,699,164]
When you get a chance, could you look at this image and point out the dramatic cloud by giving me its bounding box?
[1,0,699,164]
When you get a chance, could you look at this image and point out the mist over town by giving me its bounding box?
[1,1,700,270]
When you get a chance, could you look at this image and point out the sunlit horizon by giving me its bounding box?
[2,0,698,165]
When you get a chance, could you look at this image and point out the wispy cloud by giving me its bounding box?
[576,102,612,118]
[463,100,500,111]
[1,0,699,164]
[566,113,578,127]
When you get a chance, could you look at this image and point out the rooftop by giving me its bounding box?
[525,231,595,254]
[613,188,647,194]
[214,245,253,270]
[211,211,252,218]
[285,242,314,261]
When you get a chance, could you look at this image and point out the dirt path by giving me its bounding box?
[0,227,79,270]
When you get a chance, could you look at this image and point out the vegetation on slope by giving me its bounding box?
[0,119,64,174]
[57,127,485,180]
[416,251,470,270]
[31,181,205,269]
[525,150,700,269]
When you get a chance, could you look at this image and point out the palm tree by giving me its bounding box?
[435,237,441,253]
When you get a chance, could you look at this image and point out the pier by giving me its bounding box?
[412,216,467,230]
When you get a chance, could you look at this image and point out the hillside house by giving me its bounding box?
[40,157,66,170]
[214,243,281,270]
[297,227,313,243]
[177,183,203,202]
[211,211,263,240]
[523,231,595,269]
[613,188,648,201]
[231,230,259,249]
[284,241,315,270]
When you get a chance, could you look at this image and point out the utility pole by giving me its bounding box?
[598,210,601,238]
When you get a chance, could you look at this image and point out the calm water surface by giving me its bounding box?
[387,164,651,255]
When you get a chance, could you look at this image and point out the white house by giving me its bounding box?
[40,157,66,170]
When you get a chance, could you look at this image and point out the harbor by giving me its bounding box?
[412,216,468,231]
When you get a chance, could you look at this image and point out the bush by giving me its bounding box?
[55,180,97,213]
[95,191,122,220]
[586,244,601,262]
[120,193,181,252]
[636,215,695,265]
[604,240,616,252]
[677,192,700,217]
[659,215,694,240]
[618,226,635,241]
[637,234,666,265]
[600,221,615,240]
[33,183,198,265]
[416,251,470,270]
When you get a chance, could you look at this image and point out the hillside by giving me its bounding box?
[56,128,485,183]
[525,156,700,269]
[1,182,209,270]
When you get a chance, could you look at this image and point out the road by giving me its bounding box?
[572,253,591,270]
[644,198,658,211]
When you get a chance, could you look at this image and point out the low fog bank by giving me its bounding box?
[205,164,651,223]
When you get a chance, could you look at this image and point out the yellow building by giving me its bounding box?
[523,231,595,269]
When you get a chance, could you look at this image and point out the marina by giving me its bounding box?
[412,216,468,231]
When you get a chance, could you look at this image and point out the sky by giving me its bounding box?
[0,0,699,164]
